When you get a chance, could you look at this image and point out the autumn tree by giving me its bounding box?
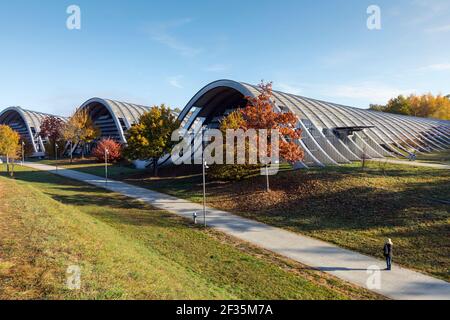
[40,116,65,158]
[370,94,450,120]
[63,109,99,158]
[0,125,21,176]
[124,104,180,176]
[209,110,259,180]
[241,82,304,163]
[92,138,122,163]
[210,82,304,181]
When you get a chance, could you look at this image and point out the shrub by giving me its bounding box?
[209,164,260,181]
[92,138,122,163]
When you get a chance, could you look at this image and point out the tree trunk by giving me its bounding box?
[81,142,85,159]
[6,154,9,175]
[153,157,158,177]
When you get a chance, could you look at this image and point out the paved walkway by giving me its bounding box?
[23,162,450,300]
[370,158,450,170]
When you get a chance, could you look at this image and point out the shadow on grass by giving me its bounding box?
[4,169,149,211]
[119,164,450,233]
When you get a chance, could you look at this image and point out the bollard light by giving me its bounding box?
[193,212,198,225]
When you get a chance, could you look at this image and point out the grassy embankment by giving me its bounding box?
[0,165,381,300]
[33,157,450,281]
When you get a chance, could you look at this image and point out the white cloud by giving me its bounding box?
[414,0,450,13]
[167,75,183,89]
[324,82,414,104]
[407,0,450,28]
[418,63,450,71]
[146,18,202,57]
[276,83,303,95]
[425,24,450,33]
[320,51,362,67]
[205,64,230,72]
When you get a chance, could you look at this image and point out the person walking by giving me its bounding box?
[383,238,393,270]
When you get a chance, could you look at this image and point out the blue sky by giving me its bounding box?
[0,0,449,116]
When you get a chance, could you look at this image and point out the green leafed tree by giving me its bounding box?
[369,104,386,112]
[124,104,180,176]
[384,95,412,115]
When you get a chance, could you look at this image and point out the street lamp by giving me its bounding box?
[265,160,279,193]
[69,141,73,164]
[201,127,209,228]
[55,144,59,172]
[21,141,25,166]
[202,159,209,228]
[105,148,109,184]
[189,126,208,228]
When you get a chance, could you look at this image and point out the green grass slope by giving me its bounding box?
[0,166,381,300]
[66,161,449,282]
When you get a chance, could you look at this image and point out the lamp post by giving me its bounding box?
[21,141,25,166]
[69,141,73,164]
[201,127,209,228]
[55,144,59,173]
[105,148,109,184]
[265,160,279,193]
[202,159,209,228]
[190,126,208,228]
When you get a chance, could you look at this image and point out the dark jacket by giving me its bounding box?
[383,244,393,257]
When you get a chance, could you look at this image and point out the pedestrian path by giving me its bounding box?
[370,158,450,169]
[23,162,450,300]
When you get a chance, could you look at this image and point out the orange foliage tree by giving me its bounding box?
[240,81,304,163]
[209,82,304,181]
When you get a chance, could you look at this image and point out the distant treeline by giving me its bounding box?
[370,94,450,120]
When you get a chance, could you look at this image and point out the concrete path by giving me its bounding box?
[370,158,450,170]
[23,162,450,300]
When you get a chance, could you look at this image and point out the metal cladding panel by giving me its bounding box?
[79,98,152,143]
[177,80,450,167]
[0,106,67,155]
[103,99,152,128]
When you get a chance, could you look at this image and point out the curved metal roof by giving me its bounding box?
[78,98,152,143]
[178,79,450,167]
[0,106,67,155]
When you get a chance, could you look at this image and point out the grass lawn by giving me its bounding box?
[415,150,450,165]
[0,165,381,300]
[30,158,140,179]
[34,157,450,282]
